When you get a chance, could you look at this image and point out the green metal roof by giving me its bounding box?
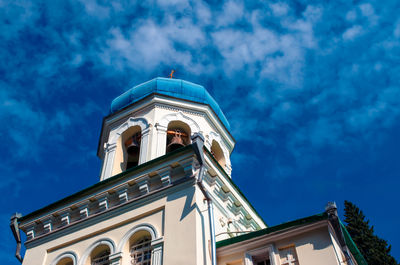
[216,212,328,248]
[340,221,368,265]
[19,145,195,224]
[217,212,368,265]
[204,147,267,228]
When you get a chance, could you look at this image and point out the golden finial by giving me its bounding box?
[169,70,175,78]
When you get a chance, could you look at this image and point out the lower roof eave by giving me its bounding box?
[217,213,328,255]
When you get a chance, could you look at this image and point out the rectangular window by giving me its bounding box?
[278,244,299,265]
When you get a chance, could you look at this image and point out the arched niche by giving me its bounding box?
[155,112,200,157]
[208,132,232,175]
[100,117,150,181]
[166,121,191,154]
[79,238,116,265]
[51,251,77,265]
[89,244,110,265]
[117,224,162,265]
[117,125,142,172]
[211,140,226,168]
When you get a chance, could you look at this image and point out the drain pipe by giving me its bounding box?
[10,213,23,263]
[191,133,217,265]
[325,202,355,265]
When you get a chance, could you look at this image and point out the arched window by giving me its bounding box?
[211,140,226,168]
[56,257,74,265]
[90,245,111,265]
[121,126,142,171]
[130,231,153,265]
[166,121,191,154]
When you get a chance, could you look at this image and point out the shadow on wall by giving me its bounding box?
[166,185,196,222]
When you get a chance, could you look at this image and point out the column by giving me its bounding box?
[155,123,167,158]
[101,142,117,181]
[151,239,163,265]
[139,127,151,165]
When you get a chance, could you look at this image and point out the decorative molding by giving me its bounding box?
[42,218,53,233]
[158,111,200,134]
[136,176,150,194]
[50,251,78,265]
[158,167,171,186]
[96,194,109,212]
[26,225,35,240]
[117,184,129,203]
[78,238,116,265]
[78,202,89,219]
[60,210,70,226]
[116,223,158,253]
[109,117,149,144]
[208,131,232,174]
[155,103,205,118]
[245,244,277,265]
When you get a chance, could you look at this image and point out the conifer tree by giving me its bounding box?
[344,200,399,265]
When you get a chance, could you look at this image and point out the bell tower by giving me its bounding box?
[13,77,266,265]
[97,77,234,181]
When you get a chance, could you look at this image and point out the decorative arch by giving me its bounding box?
[101,117,150,180]
[208,132,232,173]
[50,251,78,265]
[158,111,200,134]
[109,117,149,144]
[116,223,158,253]
[78,238,116,265]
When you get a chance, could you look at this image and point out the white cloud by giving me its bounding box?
[342,25,363,41]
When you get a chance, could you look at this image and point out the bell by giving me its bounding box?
[167,131,185,153]
[126,136,140,155]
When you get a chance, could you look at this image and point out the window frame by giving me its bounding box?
[244,244,277,265]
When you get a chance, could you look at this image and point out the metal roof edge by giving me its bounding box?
[216,212,328,248]
[203,147,267,228]
[19,145,195,224]
[340,221,368,265]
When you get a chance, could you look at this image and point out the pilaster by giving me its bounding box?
[139,127,151,165]
[101,142,117,181]
[151,238,164,265]
[155,123,167,158]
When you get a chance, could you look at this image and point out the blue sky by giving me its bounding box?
[1,0,400,263]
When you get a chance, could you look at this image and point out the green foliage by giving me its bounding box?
[344,200,399,265]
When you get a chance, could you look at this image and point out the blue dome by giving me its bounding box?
[111,77,231,131]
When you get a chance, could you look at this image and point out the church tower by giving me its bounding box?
[11,78,266,265]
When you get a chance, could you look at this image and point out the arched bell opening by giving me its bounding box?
[90,244,110,265]
[56,257,74,265]
[120,125,142,171]
[129,230,153,265]
[166,121,191,154]
[211,140,226,168]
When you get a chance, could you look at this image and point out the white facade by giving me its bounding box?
[98,94,234,181]
[15,80,265,265]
